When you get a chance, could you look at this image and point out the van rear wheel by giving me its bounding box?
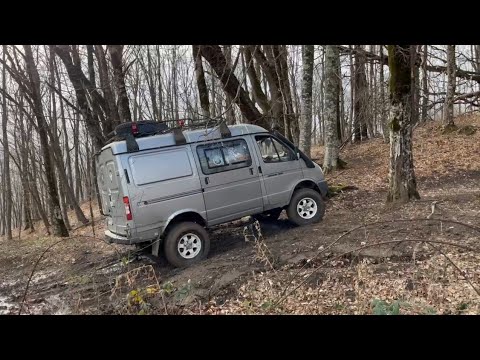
[163,222,210,268]
[287,188,325,226]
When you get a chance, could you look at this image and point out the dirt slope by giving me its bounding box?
[1,114,479,315]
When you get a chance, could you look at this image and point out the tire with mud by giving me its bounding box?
[163,222,210,268]
[286,188,325,226]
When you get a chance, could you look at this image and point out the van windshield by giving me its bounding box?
[256,136,296,163]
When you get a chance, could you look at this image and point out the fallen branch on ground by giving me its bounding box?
[273,239,475,309]
[279,218,480,302]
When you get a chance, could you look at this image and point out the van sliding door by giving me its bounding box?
[194,137,264,225]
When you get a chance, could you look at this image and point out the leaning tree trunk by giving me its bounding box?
[244,46,271,115]
[109,45,132,124]
[94,45,120,132]
[199,45,267,128]
[24,45,69,236]
[250,45,286,134]
[299,45,314,157]
[443,45,456,128]
[386,45,420,203]
[275,45,298,144]
[53,45,105,151]
[192,45,211,118]
[323,45,341,173]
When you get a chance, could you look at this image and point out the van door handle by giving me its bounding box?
[249,168,254,175]
[205,177,209,185]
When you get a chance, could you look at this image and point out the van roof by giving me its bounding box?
[101,123,269,155]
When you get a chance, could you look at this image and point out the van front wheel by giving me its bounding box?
[287,189,325,226]
[164,222,210,268]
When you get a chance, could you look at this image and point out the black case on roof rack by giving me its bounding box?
[104,118,232,153]
[108,120,169,139]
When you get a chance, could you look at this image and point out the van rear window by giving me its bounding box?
[197,139,252,175]
[129,149,193,186]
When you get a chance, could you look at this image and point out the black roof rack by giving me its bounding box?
[103,118,233,152]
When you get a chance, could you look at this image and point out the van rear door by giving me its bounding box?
[96,149,129,237]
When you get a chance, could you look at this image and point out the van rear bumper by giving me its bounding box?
[105,230,136,245]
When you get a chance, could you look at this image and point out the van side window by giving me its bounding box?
[197,139,252,174]
[255,136,296,163]
[129,149,193,186]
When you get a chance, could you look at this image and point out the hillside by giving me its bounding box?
[1,114,479,315]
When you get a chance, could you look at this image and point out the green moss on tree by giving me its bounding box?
[389,117,401,132]
[441,123,458,134]
[457,125,477,136]
[327,183,358,197]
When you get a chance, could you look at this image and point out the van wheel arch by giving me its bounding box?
[152,212,207,257]
[291,180,323,202]
[164,212,207,236]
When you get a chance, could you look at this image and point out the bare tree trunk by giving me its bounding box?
[192,45,211,118]
[223,45,236,125]
[354,45,371,141]
[24,45,69,236]
[323,45,341,173]
[251,45,285,133]
[299,45,314,157]
[338,55,344,141]
[199,45,267,127]
[443,45,456,128]
[371,45,377,136]
[421,45,429,122]
[410,46,420,126]
[318,50,326,144]
[94,45,119,132]
[53,45,105,150]
[275,45,297,143]
[379,45,389,143]
[386,45,420,203]
[21,100,49,232]
[109,45,132,124]
[172,46,180,119]
[349,46,356,143]
[1,45,13,239]
[54,62,74,192]
[244,46,270,115]
[48,48,88,225]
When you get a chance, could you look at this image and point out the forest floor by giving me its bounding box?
[1,114,480,315]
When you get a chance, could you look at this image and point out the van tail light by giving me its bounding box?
[131,122,139,135]
[123,196,133,220]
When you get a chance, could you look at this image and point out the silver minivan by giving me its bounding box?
[95,122,328,267]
